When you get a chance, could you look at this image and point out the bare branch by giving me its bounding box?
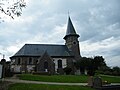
[0,0,26,22]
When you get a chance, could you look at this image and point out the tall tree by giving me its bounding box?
[75,56,107,75]
[93,56,106,70]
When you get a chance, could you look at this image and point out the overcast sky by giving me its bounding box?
[0,0,120,67]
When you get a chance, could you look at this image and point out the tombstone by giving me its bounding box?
[93,76,102,88]
[0,64,3,78]
[87,76,94,87]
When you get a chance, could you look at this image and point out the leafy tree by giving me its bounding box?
[93,56,106,70]
[112,66,120,72]
[112,66,120,76]
[63,67,72,75]
[75,56,107,75]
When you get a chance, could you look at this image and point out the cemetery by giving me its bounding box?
[0,53,120,90]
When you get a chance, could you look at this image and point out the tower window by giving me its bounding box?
[73,41,76,44]
[58,60,62,68]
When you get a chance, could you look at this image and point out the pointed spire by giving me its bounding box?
[64,16,79,39]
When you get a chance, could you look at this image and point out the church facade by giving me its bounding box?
[10,17,81,74]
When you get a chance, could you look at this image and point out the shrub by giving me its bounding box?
[104,71,112,75]
[63,67,72,75]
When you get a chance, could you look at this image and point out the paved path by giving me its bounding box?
[4,78,88,86]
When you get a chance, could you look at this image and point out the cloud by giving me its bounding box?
[81,36,120,66]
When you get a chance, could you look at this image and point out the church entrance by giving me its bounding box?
[44,61,48,72]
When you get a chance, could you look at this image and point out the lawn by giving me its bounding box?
[18,74,88,83]
[18,74,120,83]
[99,75,120,83]
[8,83,94,90]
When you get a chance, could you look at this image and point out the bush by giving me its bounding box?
[63,67,72,75]
[87,70,95,76]
[112,71,120,76]
[95,70,104,75]
[104,71,112,75]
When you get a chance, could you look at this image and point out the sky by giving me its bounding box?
[0,0,120,67]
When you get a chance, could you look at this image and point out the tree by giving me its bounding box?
[75,56,107,75]
[112,66,120,76]
[112,66,120,72]
[93,56,106,70]
[0,0,26,22]
[75,57,93,74]
[63,67,72,75]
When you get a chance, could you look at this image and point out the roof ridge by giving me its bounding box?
[25,44,66,46]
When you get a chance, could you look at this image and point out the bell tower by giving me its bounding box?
[64,16,81,60]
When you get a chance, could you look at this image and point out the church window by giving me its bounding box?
[44,61,48,69]
[58,60,62,68]
[29,58,32,64]
[18,58,21,64]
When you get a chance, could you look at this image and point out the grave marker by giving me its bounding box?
[93,76,102,88]
[0,64,3,78]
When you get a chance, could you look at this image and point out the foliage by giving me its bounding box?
[92,56,106,70]
[8,83,94,90]
[63,67,72,75]
[112,66,120,73]
[0,0,26,22]
[75,56,120,76]
[97,66,120,76]
[75,56,106,75]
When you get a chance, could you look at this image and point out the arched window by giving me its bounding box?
[58,60,62,68]
[44,61,48,69]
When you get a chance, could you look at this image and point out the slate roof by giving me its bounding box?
[64,16,79,39]
[12,44,73,57]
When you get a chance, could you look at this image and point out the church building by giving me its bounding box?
[10,16,81,74]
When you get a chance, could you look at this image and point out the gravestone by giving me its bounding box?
[87,76,94,87]
[0,64,2,78]
[93,76,102,88]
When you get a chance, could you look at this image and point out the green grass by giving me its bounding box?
[18,74,120,83]
[18,74,88,83]
[99,75,120,83]
[8,83,94,90]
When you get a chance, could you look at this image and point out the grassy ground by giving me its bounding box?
[7,74,120,90]
[8,83,94,90]
[18,74,120,83]
[18,74,88,83]
[99,75,120,83]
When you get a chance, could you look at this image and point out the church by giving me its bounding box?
[10,16,81,74]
